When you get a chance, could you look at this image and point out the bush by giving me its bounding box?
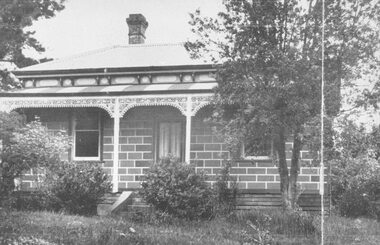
[330,121,380,218]
[331,156,380,218]
[213,160,237,214]
[43,161,111,216]
[11,191,49,211]
[139,156,215,220]
[0,120,71,196]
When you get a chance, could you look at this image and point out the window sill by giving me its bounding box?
[73,157,101,161]
[243,156,272,161]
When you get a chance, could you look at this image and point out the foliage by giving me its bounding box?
[331,120,380,218]
[9,191,47,211]
[241,215,274,245]
[0,0,65,67]
[0,119,71,198]
[42,161,112,216]
[332,157,380,218]
[2,161,111,215]
[140,156,215,220]
[213,160,238,215]
[0,68,22,91]
[0,0,65,91]
[357,57,380,110]
[186,0,380,209]
[0,111,24,143]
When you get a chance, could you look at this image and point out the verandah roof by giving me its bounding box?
[2,83,217,96]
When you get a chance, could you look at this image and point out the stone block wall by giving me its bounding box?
[19,107,324,192]
[190,117,323,192]
[190,119,230,179]
[103,118,154,189]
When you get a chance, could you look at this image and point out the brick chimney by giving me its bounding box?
[126,14,148,44]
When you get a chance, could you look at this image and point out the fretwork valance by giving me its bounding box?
[0,94,214,118]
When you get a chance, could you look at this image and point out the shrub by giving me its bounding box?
[329,121,380,218]
[213,160,237,214]
[139,156,215,220]
[331,156,380,218]
[0,119,70,199]
[43,161,111,216]
[11,191,49,211]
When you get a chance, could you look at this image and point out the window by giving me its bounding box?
[158,122,183,160]
[73,111,100,160]
[242,138,273,159]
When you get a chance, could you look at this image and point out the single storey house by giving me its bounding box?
[0,14,325,210]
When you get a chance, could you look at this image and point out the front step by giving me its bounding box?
[97,193,121,216]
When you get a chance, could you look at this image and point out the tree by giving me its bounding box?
[0,0,67,198]
[186,0,380,209]
[0,0,65,90]
[0,119,71,196]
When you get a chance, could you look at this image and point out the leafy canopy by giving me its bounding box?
[186,0,379,208]
[0,0,65,67]
[187,0,379,148]
[0,0,65,91]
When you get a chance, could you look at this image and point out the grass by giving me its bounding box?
[0,209,379,245]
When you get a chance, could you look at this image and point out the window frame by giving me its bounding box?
[241,138,274,160]
[72,111,101,161]
[156,120,185,162]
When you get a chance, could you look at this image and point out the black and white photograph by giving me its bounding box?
[0,0,379,244]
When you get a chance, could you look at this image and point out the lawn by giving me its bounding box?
[0,209,379,245]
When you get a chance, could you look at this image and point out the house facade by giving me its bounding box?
[0,14,323,198]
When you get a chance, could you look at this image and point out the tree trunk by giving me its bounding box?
[289,127,302,209]
[275,126,291,209]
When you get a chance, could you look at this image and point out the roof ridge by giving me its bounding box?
[18,43,187,70]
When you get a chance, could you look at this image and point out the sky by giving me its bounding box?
[27,0,223,59]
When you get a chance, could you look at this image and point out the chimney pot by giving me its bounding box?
[126,14,148,44]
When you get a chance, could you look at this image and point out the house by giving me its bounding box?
[0,14,325,210]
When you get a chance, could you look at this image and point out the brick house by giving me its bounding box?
[0,14,325,210]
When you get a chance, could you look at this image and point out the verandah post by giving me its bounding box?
[112,99,120,193]
[185,96,192,163]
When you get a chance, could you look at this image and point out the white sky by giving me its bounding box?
[27,0,223,59]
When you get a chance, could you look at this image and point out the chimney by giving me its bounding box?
[126,14,148,44]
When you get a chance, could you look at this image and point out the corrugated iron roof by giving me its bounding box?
[17,43,211,72]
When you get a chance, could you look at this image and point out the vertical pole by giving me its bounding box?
[185,114,192,163]
[185,96,192,163]
[320,0,325,244]
[112,99,120,193]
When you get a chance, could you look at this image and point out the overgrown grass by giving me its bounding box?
[0,209,379,245]
[324,215,380,245]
